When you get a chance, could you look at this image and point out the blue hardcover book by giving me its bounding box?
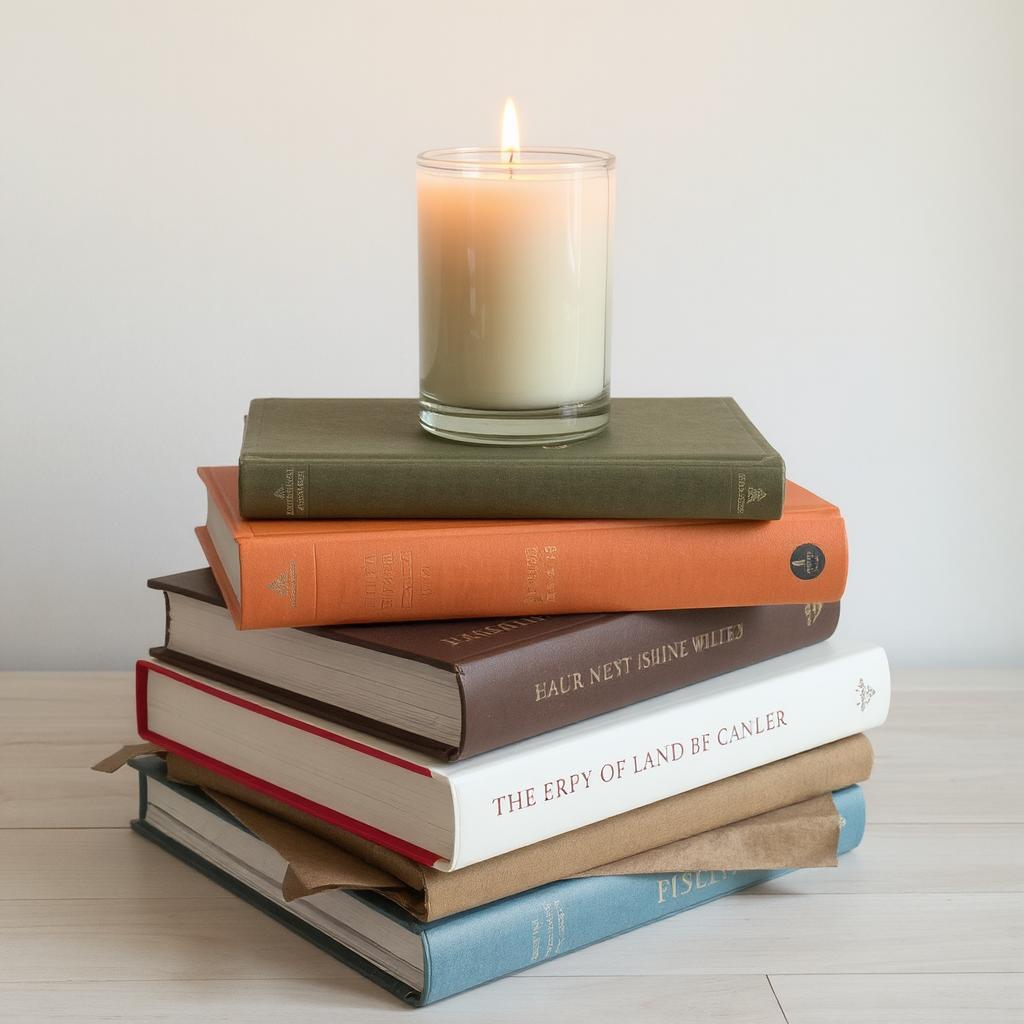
[129,756,865,1006]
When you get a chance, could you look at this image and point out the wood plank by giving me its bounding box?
[526,894,1022,976]
[0,976,786,1023]
[0,829,221,901]
[0,673,135,736]
[2,671,1021,1022]
[0,673,137,828]
[771,973,1024,1024]
[3,823,1021,903]
[0,897,346,983]
[893,670,1022,693]
[1,893,1018,983]
[865,688,1024,824]
[761,824,1024,894]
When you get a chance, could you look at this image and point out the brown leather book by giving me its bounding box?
[150,568,840,760]
[165,734,874,920]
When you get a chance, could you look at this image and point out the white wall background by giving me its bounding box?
[2,1,1021,670]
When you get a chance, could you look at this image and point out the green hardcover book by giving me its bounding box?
[238,397,785,520]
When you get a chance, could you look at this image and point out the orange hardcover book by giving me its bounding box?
[197,466,848,629]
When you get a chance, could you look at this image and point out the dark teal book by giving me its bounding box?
[129,755,863,1006]
[238,397,786,520]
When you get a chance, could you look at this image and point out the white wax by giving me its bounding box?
[418,165,611,411]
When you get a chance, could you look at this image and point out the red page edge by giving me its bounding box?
[134,660,442,868]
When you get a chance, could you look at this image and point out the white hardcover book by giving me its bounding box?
[137,639,889,871]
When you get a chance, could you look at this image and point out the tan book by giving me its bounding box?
[165,733,873,920]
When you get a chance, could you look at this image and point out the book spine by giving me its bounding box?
[238,457,786,521]
[458,602,840,758]
[232,515,847,629]
[448,644,888,868]
[421,785,864,1003]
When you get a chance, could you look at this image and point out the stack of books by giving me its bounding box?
[114,397,890,1006]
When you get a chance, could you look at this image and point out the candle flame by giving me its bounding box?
[501,97,520,162]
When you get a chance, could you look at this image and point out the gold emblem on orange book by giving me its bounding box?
[266,561,297,607]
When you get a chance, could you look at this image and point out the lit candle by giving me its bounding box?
[417,101,615,445]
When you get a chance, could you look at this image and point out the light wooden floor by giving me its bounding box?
[1,669,1021,1023]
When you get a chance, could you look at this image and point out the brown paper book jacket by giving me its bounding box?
[163,734,873,920]
[150,568,840,760]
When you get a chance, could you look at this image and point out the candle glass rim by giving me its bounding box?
[417,147,615,176]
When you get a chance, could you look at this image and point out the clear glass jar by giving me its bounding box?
[417,147,615,445]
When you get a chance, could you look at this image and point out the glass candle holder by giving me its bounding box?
[417,147,615,445]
